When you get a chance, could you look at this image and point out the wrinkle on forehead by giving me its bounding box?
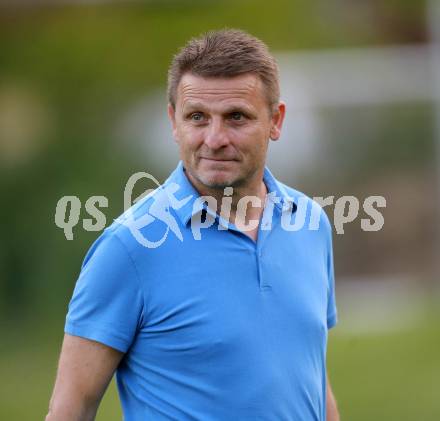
[177,74,263,110]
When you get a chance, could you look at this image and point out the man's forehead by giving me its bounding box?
[177,73,264,106]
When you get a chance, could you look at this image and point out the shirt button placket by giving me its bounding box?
[256,248,271,291]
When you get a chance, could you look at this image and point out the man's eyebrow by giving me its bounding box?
[222,105,256,116]
[181,102,206,112]
[182,102,256,115]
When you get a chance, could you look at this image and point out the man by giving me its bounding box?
[46,29,340,421]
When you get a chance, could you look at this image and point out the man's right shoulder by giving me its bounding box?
[81,184,173,264]
[107,184,174,250]
[275,180,333,233]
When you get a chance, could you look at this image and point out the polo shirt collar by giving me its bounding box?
[164,161,297,227]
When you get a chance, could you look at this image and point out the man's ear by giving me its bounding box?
[269,101,286,141]
[167,103,179,143]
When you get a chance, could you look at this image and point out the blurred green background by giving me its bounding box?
[1,0,439,420]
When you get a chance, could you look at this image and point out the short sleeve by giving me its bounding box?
[324,214,338,329]
[65,229,145,353]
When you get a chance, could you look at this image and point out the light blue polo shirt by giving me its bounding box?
[65,161,337,421]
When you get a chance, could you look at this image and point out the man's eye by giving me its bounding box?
[190,112,204,121]
[230,112,244,121]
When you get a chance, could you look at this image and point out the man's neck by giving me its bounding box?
[184,168,268,240]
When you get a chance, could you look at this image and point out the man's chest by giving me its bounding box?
[130,229,329,365]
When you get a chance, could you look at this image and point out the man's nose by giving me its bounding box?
[204,118,229,149]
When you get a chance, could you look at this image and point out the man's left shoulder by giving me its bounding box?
[275,180,333,234]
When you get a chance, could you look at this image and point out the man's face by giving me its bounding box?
[168,73,285,192]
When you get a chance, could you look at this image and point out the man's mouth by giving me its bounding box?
[200,157,237,162]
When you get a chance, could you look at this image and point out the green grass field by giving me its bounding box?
[1,308,439,421]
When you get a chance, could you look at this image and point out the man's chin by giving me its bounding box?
[184,163,247,191]
[197,171,242,190]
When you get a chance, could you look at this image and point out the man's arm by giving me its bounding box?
[326,375,340,421]
[46,333,124,421]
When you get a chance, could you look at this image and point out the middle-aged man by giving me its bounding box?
[47,29,340,421]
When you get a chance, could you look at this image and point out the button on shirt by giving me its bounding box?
[65,161,337,421]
